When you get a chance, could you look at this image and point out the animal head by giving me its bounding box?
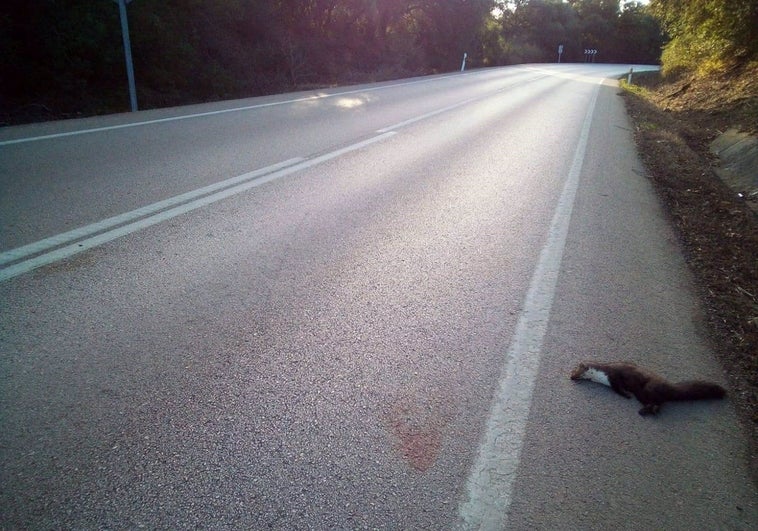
[570,363,589,380]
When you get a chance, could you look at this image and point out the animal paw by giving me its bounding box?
[638,404,660,416]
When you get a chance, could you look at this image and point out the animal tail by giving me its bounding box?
[670,381,726,401]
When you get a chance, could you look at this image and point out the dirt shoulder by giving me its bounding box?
[620,62,758,474]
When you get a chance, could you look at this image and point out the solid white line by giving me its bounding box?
[457,80,602,530]
[0,132,395,282]
[0,158,304,266]
[0,74,463,146]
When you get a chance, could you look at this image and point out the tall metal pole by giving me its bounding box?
[116,0,138,111]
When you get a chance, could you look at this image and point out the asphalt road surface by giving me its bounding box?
[1,64,756,529]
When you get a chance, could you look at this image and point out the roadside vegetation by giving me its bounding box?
[621,0,758,473]
[649,0,758,76]
[1,1,661,123]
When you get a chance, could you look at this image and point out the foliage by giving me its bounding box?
[494,0,662,64]
[650,0,758,75]
[1,1,123,113]
[1,0,664,120]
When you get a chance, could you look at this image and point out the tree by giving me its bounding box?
[495,0,661,65]
[615,2,663,64]
[506,0,581,62]
[0,0,666,122]
[650,0,758,73]
[412,0,496,70]
[1,0,121,113]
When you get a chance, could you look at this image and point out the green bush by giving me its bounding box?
[651,0,758,75]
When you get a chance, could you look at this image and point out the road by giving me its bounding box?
[1,64,756,529]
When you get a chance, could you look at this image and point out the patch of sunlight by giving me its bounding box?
[334,96,367,109]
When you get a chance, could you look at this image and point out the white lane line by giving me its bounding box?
[0,158,304,266]
[0,74,464,146]
[0,132,395,282]
[457,80,601,530]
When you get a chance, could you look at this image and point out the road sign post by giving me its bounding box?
[115,0,138,112]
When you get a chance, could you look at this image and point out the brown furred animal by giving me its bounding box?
[570,361,726,415]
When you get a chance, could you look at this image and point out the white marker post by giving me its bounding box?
[558,44,564,63]
[627,67,634,84]
[461,52,468,72]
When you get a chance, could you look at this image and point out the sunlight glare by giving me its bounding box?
[334,96,367,109]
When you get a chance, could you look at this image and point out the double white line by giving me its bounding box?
[1,68,553,283]
[0,132,395,282]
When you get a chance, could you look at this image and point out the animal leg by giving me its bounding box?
[611,383,632,399]
[638,404,660,416]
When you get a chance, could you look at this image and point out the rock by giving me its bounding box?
[710,128,758,212]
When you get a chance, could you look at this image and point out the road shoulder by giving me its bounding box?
[506,80,758,529]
